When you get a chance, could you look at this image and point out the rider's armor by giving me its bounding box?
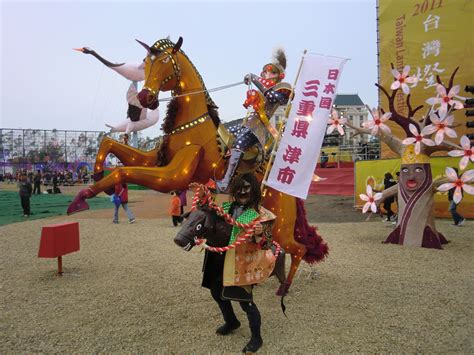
[216,53,292,193]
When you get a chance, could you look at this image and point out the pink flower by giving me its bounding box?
[437,167,474,204]
[359,185,383,213]
[401,124,435,154]
[448,135,474,171]
[426,84,464,118]
[390,65,419,95]
[362,109,392,136]
[422,113,457,145]
[326,110,347,135]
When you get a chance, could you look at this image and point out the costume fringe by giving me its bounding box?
[294,198,329,264]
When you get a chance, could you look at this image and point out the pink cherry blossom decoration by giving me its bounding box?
[359,185,383,213]
[448,135,474,171]
[390,65,419,95]
[437,167,474,204]
[326,110,347,136]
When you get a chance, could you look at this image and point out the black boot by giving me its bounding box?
[216,320,241,335]
[216,149,243,193]
[242,326,263,353]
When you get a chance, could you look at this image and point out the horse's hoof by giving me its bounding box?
[67,199,89,215]
[67,189,93,215]
[93,171,104,182]
[276,281,290,297]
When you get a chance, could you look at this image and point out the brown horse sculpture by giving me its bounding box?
[67,37,328,296]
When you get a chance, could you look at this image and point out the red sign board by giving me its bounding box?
[38,222,80,258]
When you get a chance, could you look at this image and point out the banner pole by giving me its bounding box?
[261,50,307,190]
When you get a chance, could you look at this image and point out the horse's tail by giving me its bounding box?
[294,198,329,264]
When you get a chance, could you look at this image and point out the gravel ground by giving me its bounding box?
[1,213,473,353]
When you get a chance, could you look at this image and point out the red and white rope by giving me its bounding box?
[190,184,281,257]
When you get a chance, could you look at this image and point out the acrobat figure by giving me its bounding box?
[105,83,159,134]
[216,49,292,193]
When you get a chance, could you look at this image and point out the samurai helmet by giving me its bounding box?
[261,48,287,82]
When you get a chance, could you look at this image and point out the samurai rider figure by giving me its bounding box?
[216,49,292,193]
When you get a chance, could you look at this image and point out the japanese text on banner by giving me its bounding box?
[265,54,348,199]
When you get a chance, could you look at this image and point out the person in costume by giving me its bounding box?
[216,50,292,193]
[195,173,275,353]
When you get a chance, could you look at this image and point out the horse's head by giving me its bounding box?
[136,37,183,110]
[174,207,215,251]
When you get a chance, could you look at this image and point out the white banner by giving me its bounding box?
[265,53,348,199]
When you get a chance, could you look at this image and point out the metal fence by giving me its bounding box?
[0,128,105,163]
[0,127,379,175]
[339,142,381,161]
[320,142,381,167]
[0,128,107,174]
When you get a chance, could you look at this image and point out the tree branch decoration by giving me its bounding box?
[327,64,473,249]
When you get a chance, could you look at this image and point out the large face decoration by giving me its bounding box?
[399,163,427,193]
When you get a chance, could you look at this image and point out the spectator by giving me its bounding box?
[448,168,465,227]
[33,170,42,195]
[44,172,51,186]
[113,183,136,224]
[52,172,60,193]
[169,191,182,226]
[177,189,188,215]
[122,133,129,146]
[360,143,369,160]
[18,175,32,217]
[383,172,396,222]
[320,151,329,168]
[392,171,400,225]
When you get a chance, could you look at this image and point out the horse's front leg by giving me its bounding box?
[276,241,307,297]
[93,136,158,181]
[265,190,308,297]
[67,145,203,215]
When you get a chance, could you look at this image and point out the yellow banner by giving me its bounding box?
[378,0,474,158]
[355,157,474,218]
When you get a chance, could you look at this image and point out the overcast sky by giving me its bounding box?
[1,0,377,138]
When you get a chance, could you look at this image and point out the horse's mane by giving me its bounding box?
[161,98,180,135]
[174,47,221,127]
[153,38,221,166]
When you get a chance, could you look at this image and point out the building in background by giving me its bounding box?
[323,94,378,162]
[325,94,370,146]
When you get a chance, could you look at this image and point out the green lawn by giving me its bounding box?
[0,191,112,226]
